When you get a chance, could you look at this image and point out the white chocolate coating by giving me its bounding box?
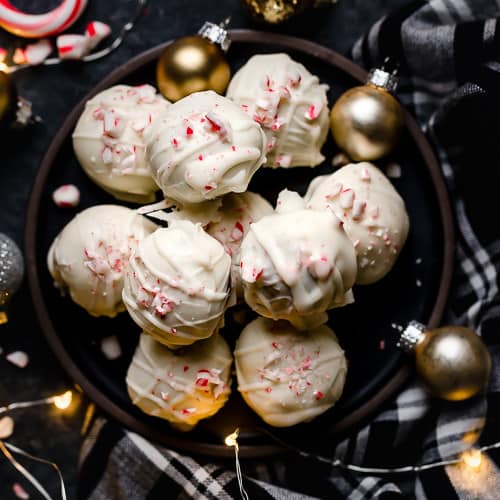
[72,85,170,203]
[145,91,267,204]
[47,205,156,318]
[239,190,357,330]
[122,220,231,348]
[235,317,347,427]
[127,333,232,430]
[305,162,409,284]
[227,53,329,168]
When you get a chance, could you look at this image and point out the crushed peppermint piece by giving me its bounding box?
[386,163,402,178]
[12,48,27,64]
[181,407,196,415]
[57,34,91,60]
[313,390,325,400]
[305,104,321,121]
[186,126,193,136]
[352,200,366,220]
[13,483,29,500]
[205,112,233,142]
[360,166,371,181]
[161,391,169,401]
[0,416,14,439]
[85,21,112,50]
[100,336,122,360]
[102,147,113,164]
[6,351,29,368]
[52,184,80,208]
[339,189,354,209]
[25,39,52,65]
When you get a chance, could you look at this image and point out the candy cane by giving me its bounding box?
[0,0,88,38]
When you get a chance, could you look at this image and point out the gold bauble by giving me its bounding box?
[400,322,491,401]
[243,0,313,24]
[0,71,15,129]
[330,84,403,161]
[156,35,231,102]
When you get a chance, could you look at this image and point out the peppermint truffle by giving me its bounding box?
[226,53,329,168]
[235,317,347,427]
[127,333,232,430]
[239,190,357,330]
[144,90,267,205]
[122,220,231,348]
[47,205,156,317]
[305,162,409,284]
[73,84,170,203]
[206,192,273,301]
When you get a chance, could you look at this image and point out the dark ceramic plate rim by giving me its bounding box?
[25,30,455,458]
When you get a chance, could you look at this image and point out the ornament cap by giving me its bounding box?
[15,97,34,126]
[367,68,399,93]
[198,19,231,52]
[397,320,426,352]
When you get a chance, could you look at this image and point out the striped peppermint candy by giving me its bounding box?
[0,0,88,38]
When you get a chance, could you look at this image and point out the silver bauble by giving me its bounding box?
[0,233,24,307]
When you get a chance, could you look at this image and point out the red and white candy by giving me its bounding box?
[0,0,88,39]
[85,21,111,50]
[13,39,53,65]
[52,184,80,207]
[57,21,111,60]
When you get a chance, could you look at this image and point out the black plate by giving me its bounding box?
[25,31,454,458]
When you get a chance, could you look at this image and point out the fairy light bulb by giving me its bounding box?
[224,428,249,500]
[462,449,482,470]
[225,428,239,448]
[52,391,72,410]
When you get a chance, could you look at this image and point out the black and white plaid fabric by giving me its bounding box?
[79,1,500,498]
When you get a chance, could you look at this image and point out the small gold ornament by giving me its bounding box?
[399,321,491,401]
[156,20,231,102]
[243,0,336,24]
[330,67,403,161]
[0,70,16,129]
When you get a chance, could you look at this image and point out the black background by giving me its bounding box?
[0,0,409,498]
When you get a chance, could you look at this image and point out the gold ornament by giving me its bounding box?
[243,0,335,24]
[157,20,231,102]
[0,70,16,129]
[330,67,403,161]
[399,321,491,401]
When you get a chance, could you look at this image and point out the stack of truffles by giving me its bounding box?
[48,53,409,430]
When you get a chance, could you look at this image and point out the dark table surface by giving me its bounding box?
[0,0,410,498]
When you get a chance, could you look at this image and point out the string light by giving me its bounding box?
[52,391,72,410]
[224,429,249,500]
[462,449,482,470]
[0,390,74,499]
[0,390,73,414]
[258,427,500,476]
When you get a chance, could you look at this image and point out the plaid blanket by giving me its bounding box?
[79,1,500,498]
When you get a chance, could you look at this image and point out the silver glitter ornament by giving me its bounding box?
[0,233,24,307]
